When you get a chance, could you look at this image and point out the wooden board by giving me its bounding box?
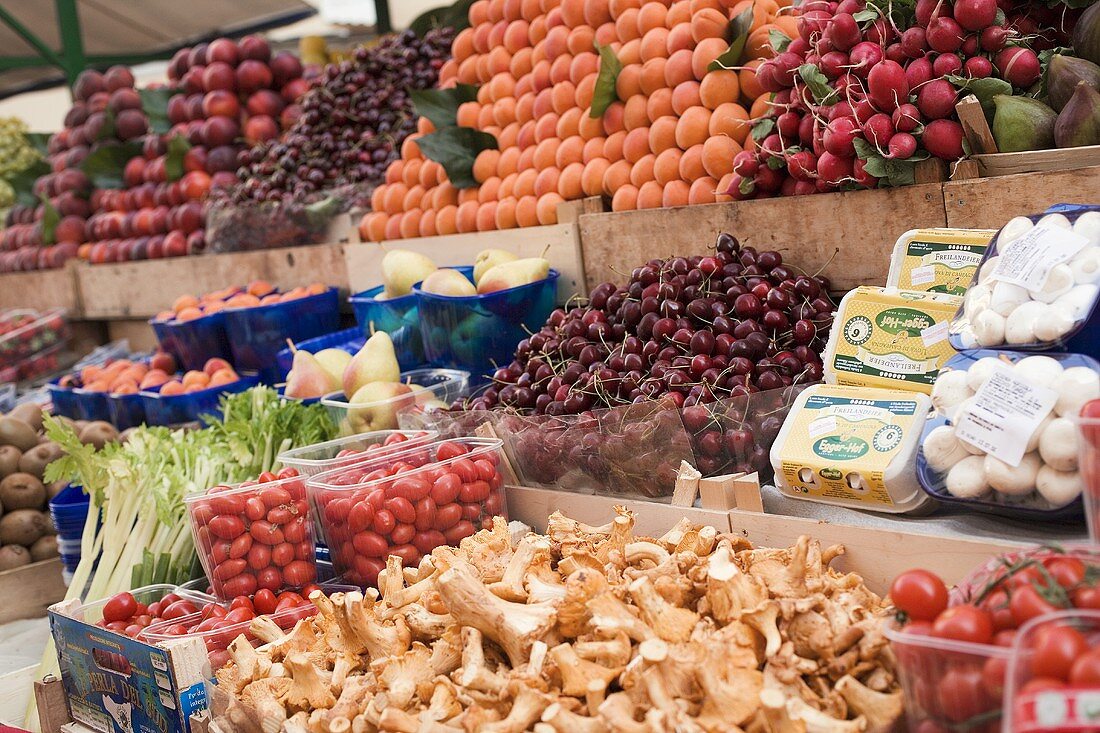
[974,145,1100,177]
[577,183,948,292]
[944,166,1100,228]
[104,319,159,352]
[0,264,82,315]
[75,243,350,319]
[0,558,68,625]
[0,664,36,727]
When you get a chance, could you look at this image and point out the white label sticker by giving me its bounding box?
[954,370,1057,466]
[991,223,1089,290]
[920,320,949,347]
[909,265,936,286]
[808,415,837,438]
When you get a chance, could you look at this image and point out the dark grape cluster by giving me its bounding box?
[227,29,454,205]
[465,233,835,416]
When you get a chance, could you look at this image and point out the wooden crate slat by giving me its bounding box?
[577,183,949,292]
[0,558,67,625]
[0,264,82,315]
[944,165,1100,228]
[974,146,1100,177]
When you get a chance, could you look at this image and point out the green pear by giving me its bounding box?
[347,381,415,431]
[420,268,477,296]
[342,331,401,398]
[285,350,338,399]
[473,248,519,285]
[381,249,437,297]
[476,257,550,294]
[314,348,352,385]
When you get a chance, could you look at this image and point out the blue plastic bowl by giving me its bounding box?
[413,267,559,382]
[49,484,90,541]
[151,311,233,372]
[71,386,112,422]
[275,327,364,376]
[140,374,260,426]
[223,288,341,383]
[107,391,146,431]
[47,379,80,419]
[348,287,424,369]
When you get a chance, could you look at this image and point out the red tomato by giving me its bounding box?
[1069,648,1100,686]
[981,656,1007,699]
[890,570,949,622]
[253,589,278,615]
[980,588,1015,631]
[931,605,994,645]
[256,567,282,590]
[1045,557,1086,589]
[161,600,198,620]
[276,466,298,479]
[1074,585,1100,610]
[937,668,993,723]
[993,629,1017,647]
[1006,565,1045,590]
[435,441,469,460]
[282,560,315,586]
[229,596,253,612]
[1032,625,1089,682]
[1020,677,1066,695]
[1010,584,1064,627]
[102,592,137,623]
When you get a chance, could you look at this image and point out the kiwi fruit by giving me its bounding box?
[18,442,62,480]
[0,509,48,546]
[53,416,76,433]
[73,420,89,434]
[0,473,46,511]
[0,445,21,477]
[29,535,58,562]
[79,421,118,449]
[0,545,31,572]
[0,417,39,451]
[8,403,44,432]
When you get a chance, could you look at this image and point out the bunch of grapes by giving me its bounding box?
[0,117,41,207]
[227,29,454,205]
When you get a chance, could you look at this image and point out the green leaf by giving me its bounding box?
[751,117,776,142]
[7,159,50,207]
[39,195,60,245]
[853,8,879,22]
[412,84,480,131]
[140,88,176,135]
[945,74,1012,118]
[798,64,840,105]
[409,0,476,36]
[853,137,924,187]
[768,29,792,54]
[590,43,623,118]
[80,142,143,190]
[708,4,755,72]
[994,7,1006,23]
[765,155,785,170]
[738,176,755,195]
[417,127,499,189]
[24,133,51,158]
[164,134,191,182]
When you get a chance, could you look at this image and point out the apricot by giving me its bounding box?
[557,162,584,199]
[616,9,641,40]
[691,8,729,42]
[666,2,691,26]
[496,197,519,229]
[582,136,607,163]
[566,26,596,55]
[603,101,626,133]
[209,368,239,387]
[399,209,422,239]
[384,214,404,241]
[578,110,603,140]
[619,38,642,65]
[456,201,480,233]
[710,102,751,143]
[574,74,597,109]
[182,370,210,389]
[534,138,560,169]
[551,81,577,113]
[665,48,694,87]
[515,195,540,227]
[636,2,667,33]
[611,184,639,211]
[418,212,438,238]
[556,136,586,169]
[649,116,679,154]
[640,58,668,95]
[436,205,459,235]
[629,154,656,186]
[646,88,675,121]
[750,93,773,119]
[702,135,739,179]
[580,158,610,196]
[172,294,199,312]
[653,148,683,186]
[662,179,690,207]
[603,159,633,193]
[678,144,707,181]
[639,28,670,63]
[700,70,740,109]
[160,380,186,396]
[536,192,564,224]
[636,180,663,209]
[557,107,583,138]
[479,177,503,203]
[739,59,765,102]
[176,306,204,321]
[604,130,627,160]
[616,65,644,101]
[622,126,651,163]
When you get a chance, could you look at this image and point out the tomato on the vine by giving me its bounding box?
[1031,625,1089,682]
[1074,585,1100,610]
[982,656,1007,699]
[1020,678,1066,696]
[980,588,1015,631]
[1005,565,1045,590]
[1070,648,1100,686]
[1010,584,1065,627]
[931,604,994,645]
[1045,557,1086,590]
[937,668,992,723]
[890,569,949,621]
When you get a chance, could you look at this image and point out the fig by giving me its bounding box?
[1055,82,1100,149]
[1047,55,1100,112]
[1073,2,1100,67]
[992,95,1057,152]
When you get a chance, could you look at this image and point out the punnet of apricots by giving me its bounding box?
[59,354,241,396]
[153,280,329,322]
[359,0,794,242]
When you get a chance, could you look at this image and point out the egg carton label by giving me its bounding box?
[992,223,1089,291]
[893,230,992,295]
[955,369,1057,467]
[778,391,923,509]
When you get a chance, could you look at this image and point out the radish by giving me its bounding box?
[900,28,928,57]
[980,25,1010,51]
[953,0,997,31]
[849,42,885,77]
[728,174,751,200]
[867,19,895,46]
[798,10,832,42]
[917,79,958,119]
[824,116,860,156]
[780,177,799,196]
[788,37,810,55]
[836,0,865,14]
[793,180,818,195]
[777,111,802,139]
[927,17,966,52]
[923,119,965,159]
[787,150,818,181]
[960,35,979,56]
[933,53,964,76]
[964,56,993,78]
[867,60,910,111]
[827,101,857,121]
[761,133,786,161]
[817,151,854,186]
[821,51,850,79]
[854,98,878,124]
[916,0,949,27]
[886,44,908,64]
[863,113,895,146]
[892,103,922,132]
[852,157,879,187]
[773,52,803,86]
[888,132,918,158]
[773,89,795,108]
[755,61,785,93]
[996,47,1041,88]
[826,13,862,51]
[733,151,759,178]
[755,165,785,192]
[798,114,816,145]
[905,57,934,90]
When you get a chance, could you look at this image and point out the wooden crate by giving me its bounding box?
[577,183,949,293]
[944,165,1100,229]
[972,147,1100,178]
[0,558,68,625]
[75,242,350,319]
[0,664,36,727]
[0,264,82,315]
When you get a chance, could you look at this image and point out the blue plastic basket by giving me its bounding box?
[223,288,341,383]
[348,287,424,369]
[151,311,233,372]
[275,327,364,377]
[47,378,80,419]
[140,374,260,426]
[71,387,112,423]
[49,484,90,541]
[107,391,145,430]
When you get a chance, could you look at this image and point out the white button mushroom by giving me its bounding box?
[984,452,1041,496]
[1069,247,1100,285]
[1039,213,1073,230]
[1026,414,1053,453]
[1029,264,1075,304]
[946,455,991,499]
[1053,283,1099,322]
[1035,465,1082,507]
[973,309,1007,347]
[1014,355,1065,386]
[1005,301,1051,344]
[1038,417,1080,472]
[1033,305,1076,343]
[1073,212,1100,246]
[966,356,1010,392]
[990,281,1031,317]
[930,369,973,418]
[1055,367,1100,418]
[978,257,1000,285]
[964,284,992,321]
[997,216,1035,251]
[923,425,971,472]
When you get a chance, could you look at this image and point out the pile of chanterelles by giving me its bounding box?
[212,508,902,733]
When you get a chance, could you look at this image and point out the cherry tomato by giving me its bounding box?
[981,656,1007,699]
[244,496,267,521]
[258,471,278,483]
[431,474,462,505]
[1045,557,1086,589]
[282,519,307,544]
[1074,585,1100,610]
[220,574,258,598]
[257,567,282,590]
[937,668,992,723]
[890,570,949,622]
[162,600,198,620]
[102,592,137,623]
[1006,565,1045,590]
[1010,584,1064,627]
[1020,677,1066,695]
[282,560,315,586]
[208,515,244,540]
[980,588,1015,631]
[253,588,278,615]
[1032,625,1089,682]
[931,605,994,645]
[1070,647,1100,685]
[993,629,1017,647]
[271,543,295,567]
[435,441,469,460]
[277,466,298,479]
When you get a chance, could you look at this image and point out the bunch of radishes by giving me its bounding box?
[730,0,1081,198]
